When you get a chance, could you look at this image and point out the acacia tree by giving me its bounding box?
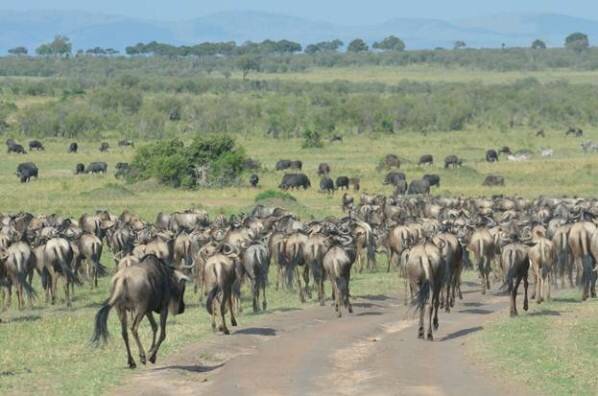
[8,46,28,55]
[237,54,260,80]
[453,40,467,50]
[531,39,546,49]
[36,35,72,56]
[565,32,589,52]
[373,35,406,51]
[347,38,369,53]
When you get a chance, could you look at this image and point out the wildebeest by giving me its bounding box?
[528,226,555,304]
[498,146,512,155]
[342,193,354,212]
[329,134,343,142]
[75,163,86,174]
[99,142,110,152]
[6,139,26,154]
[317,163,331,176]
[289,160,303,170]
[483,175,505,186]
[394,180,408,195]
[423,174,440,188]
[566,127,583,137]
[408,179,430,195]
[204,247,241,334]
[323,234,356,317]
[501,240,530,316]
[486,149,499,162]
[444,155,462,168]
[320,177,335,193]
[536,129,545,137]
[86,162,108,174]
[349,177,360,191]
[249,174,259,187]
[0,242,36,310]
[335,176,350,190]
[418,154,433,166]
[240,243,271,312]
[28,140,45,151]
[469,228,496,295]
[275,160,291,171]
[279,173,311,190]
[384,171,406,186]
[68,142,78,153]
[16,162,38,183]
[91,255,190,368]
[115,163,130,179]
[381,154,401,169]
[118,139,134,147]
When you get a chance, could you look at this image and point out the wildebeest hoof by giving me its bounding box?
[223,328,230,335]
[523,303,528,311]
[140,354,146,365]
[427,333,434,341]
[263,301,267,310]
[433,320,439,330]
[231,319,238,327]
[510,310,517,317]
[149,354,157,364]
[128,360,137,369]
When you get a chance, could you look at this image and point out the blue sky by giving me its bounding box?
[2,0,596,23]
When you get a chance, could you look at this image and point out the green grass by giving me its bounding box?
[472,291,598,396]
[0,251,400,395]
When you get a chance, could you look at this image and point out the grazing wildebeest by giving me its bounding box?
[118,139,134,147]
[289,160,303,170]
[241,243,271,312]
[566,127,583,137]
[486,149,499,162]
[204,247,241,334]
[384,171,406,186]
[317,163,331,176]
[92,254,191,368]
[423,174,440,188]
[28,140,44,151]
[115,162,130,179]
[342,193,354,213]
[16,162,38,183]
[418,154,433,166]
[349,177,360,191]
[75,163,86,174]
[528,226,555,304]
[407,179,430,195]
[320,177,335,193]
[86,162,108,174]
[335,176,350,190]
[0,242,36,310]
[68,142,78,153]
[249,174,259,187]
[329,134,343,142]
[483,175,505,186]
[382,154,401,169]
[279,173,311,190]
[6,139,26,154]
[405,240,446,340]
[275,160,291,171]
[242,159,260,171]
[501,240,529,316]
[99,142,110,152]
[444,155,462,168]
[536,129,545,137]
[498,146,512,155]
[323,234,356,317]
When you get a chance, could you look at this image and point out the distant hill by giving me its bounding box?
[1,10,597,53]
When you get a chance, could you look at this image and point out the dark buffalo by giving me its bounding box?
[279,173,311,190]
[86,162,108,174]
[16,162,38,183]
[317,163,331,176]
[444,155,462,168]
[91,255,191,368]
[536,129,545,137]
[68,142,78,153]
[566,127,583,137]
[423,174,440,187]
[275,160,292,171]
[483,175,505,186]
[383,154,401,169]
[349,177,361,192]
[418,154,433,166]
[242,159,260,170]
[335,176,350,190]
[99,142,110,152]
[6,139,26,154]
[289,160,303,170]
[249,174,259,188]
[394,180,408,195]
[320,177,334,193]
[118,139,134,147]
[498,146,512,155]
[384,171,406,186]
[115,163,130,179]
[408,179,430,195]
[486,149,499,162]
[28,140,45,151]
[75,163,85,174]
[330,134,343,143]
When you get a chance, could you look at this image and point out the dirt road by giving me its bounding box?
[115,282,531,396]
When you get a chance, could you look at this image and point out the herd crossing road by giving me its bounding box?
[116,282,533,396]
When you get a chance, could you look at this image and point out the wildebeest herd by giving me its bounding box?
[1,192,598,367]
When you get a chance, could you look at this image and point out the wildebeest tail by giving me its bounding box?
[581,253,594,290]
[206,284,220,315]
[53,245,80,286]
[411,256,431,311]
[500,250,516,293]
[92,243,108,277]
[91,276,126,345]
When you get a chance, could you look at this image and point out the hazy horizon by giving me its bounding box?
[2,1,598,24]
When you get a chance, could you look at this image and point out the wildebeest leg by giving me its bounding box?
[302,265,311,299]
[148,310,167,364]
[118,308,136,368]
[51,272,58,305]
[347,273,353,314]
[432,285,440,332]
[219,290,230,334]
[511,275,522,316]
[252,280,259,313]
[418,296,425,339]
[295,266,305,303]
[335,279,342,318]
[229,291,238,327]
[64,276,71,307]
[262,280,267,311]
[146,312,158,351]
[130,311,147,365]
[479,257,487,295]
[523,273,529,312]
[591,270,597,298]
[567,254,574,288]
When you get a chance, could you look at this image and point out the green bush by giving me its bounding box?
[302,129,323,149]
[255,189,296,202]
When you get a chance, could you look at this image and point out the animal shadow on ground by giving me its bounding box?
[358,294,391,301]
[10,314,41,323]
[153,363,224,373]
[266,307,301,314]
[458,308,493,315]
[462,302,484,307]
[528,309,560,317]
[352,302,384,309]
[233,327,276,336]
[551,297,578,304]
[356,311,383,317]
[440,326,483,342]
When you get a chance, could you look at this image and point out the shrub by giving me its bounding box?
[255,189,296,202]
[302,129,323,149]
